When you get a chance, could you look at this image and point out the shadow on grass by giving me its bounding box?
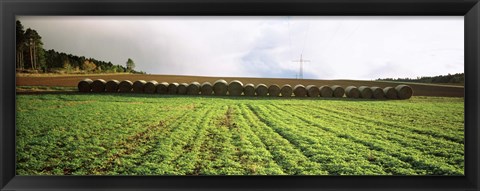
[17,90,400,102]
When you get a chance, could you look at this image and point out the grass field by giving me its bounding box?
[16,93,464,175]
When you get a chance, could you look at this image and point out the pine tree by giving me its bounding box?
[16,20,26,69]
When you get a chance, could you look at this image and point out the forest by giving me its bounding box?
[376,73,464,85]
[15,20,142,74]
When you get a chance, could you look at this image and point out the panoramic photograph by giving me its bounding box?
[15,16,464,175]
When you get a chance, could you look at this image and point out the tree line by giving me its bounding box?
[16,20,143,74]
[376,73,464,85]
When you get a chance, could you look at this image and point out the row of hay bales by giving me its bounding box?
[78,78,413,99]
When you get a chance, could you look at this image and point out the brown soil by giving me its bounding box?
[16,74,464,97]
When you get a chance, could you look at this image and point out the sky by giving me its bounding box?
[18,16,464,80]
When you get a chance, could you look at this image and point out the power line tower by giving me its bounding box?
[292,54,310,79]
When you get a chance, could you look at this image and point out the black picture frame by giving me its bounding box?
[1,0,479,191]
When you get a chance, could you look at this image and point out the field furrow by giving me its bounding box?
[279,103,463,155]
[222,104,285,175]
[16,95,464,175]
[192,105,245,175]
[169,106,218,175]
[272,104,463,175]
[324,109,463,165]
[17,97,190,175]
[143,106,213,174]
[95,109,195,175]
[248,104,413,175]
[279,103,465,166]
[311,100,463,144]
[239,104,327,175]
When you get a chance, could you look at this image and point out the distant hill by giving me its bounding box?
[376,73,464,85]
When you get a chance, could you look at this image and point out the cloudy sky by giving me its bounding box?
[18,16,463,80]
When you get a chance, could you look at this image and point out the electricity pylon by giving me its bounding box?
[292,54,310,79]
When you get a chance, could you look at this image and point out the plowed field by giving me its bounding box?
[16,74,464,97]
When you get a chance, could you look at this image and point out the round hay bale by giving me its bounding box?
[358,86,373,99]
[144,80,158,94]
[395,85,413,99]
[293,84,307,97]
[177,83,188,94]
[200,82,213,95]
[91,79,107,93]
[228,80,244,96]
[255,84,268,96]
[319,86,333,98]
[77,78,93,92]
[280,84,293,97]
[331,85,345,98]
[187,82,201,95]
[118,80,133,93]
[243,83,255,96]
[370,87,385,99]
[213,79,228,96]
[345,86,360,98]
[306,85,320,97]
[383,87,398,99]
[168,83,179,94]
[268,84,281,97]
[132,80,147,93]
[105,80,120,93]
[156,82,169,94]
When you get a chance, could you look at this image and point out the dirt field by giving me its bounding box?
[16,73,464,97]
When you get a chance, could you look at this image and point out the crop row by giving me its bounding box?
[312,100,464,143]
[266,104,463,175]
[246,104,415,175]
[16,95,200,175]
[16,94,463,175]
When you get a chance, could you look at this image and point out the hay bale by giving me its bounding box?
[383,87,398,99]
[331,85,345,98]
[118,80,133,93]
[383,87,397,99]
[255,84,268,96]
[168,83,179,94]
[268,84,281,97]
[395,85,413,99]
[293,84,307,97]
[243,83,255,96]
[200,82,213,95]
[156,82,169,94]
[345,86,360,98]
[78,78,93,92]
[144,80,158,94]
[319,86,333,98]
[177,83,188,94]
[306,85,320,97]
[91,79,107,93]
[105,80,120,92]
[358,86,373,99]
[228,80,244,96]
[280,84,293,97]
[187,82,201,95]
[132,80,147,93]
[370,87,385,99]
[213,79,228,96]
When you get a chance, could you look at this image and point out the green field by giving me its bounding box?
[16,94,464,175]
